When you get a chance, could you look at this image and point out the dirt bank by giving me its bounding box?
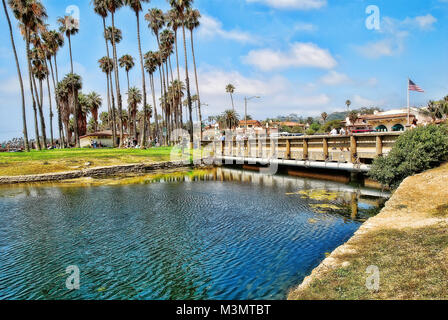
[288,163,448,300]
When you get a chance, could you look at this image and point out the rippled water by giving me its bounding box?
[0,168,388,300]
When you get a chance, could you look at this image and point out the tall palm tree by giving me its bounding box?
[3,0,29,151]
[169,0,194,146]
[145,8,167,143]
[144,50,160,141]
[119,54,135,91]
[58,15,80,147]
[226,84,235,111]
[105,0,125,147]
[42,29,65,147]
[86,92,102,132]
[127,87,142,139]
[167,8,183,128]
[222,109,239,129]
[345,99,351,112]
[124,0,150,147]
[93,0,117,147]
[9,0,47,150]
[185,7,202,138]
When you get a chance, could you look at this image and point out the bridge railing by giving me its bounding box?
[202,132,402,164]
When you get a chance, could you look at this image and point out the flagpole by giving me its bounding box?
[407,77,410,126]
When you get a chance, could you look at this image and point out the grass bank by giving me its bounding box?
[0,148,175,176]
[288,163,448,300]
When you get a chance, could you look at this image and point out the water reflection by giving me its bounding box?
[0,168,389,300]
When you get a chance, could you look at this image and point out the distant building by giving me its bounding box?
[344,108,433,132]
[271,121,306,130]
[238,120,263,129]
[80,130,126,148]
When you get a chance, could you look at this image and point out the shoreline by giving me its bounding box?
[0,161,198,185]
[288,163,448,300]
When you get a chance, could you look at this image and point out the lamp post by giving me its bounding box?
[244,96,260,133]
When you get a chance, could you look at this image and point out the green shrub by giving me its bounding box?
[369,125,448,189]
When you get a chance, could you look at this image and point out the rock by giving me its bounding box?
[341,261,351,268]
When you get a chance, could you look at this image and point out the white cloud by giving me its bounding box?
[320,71,351,85]
[352,95,384,107]
[243,42,337,71]
[246,0,327,10]
[293,22,318,32]
[404,14,437,30]
[198,15,255,44]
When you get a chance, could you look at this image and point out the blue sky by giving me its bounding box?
[1,0,448,141]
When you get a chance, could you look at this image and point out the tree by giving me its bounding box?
[168,0,194,147]
[348,111,358,126]
[86,92,102,132]
[119,54,135,91]
[30,45,48,147]
[105,0,125,147]
[127,87,142,139]
[144,50,160,141]
[93,0,117,147]
[226,84,235,111]
[185,7,202,139]
[2,0,29,151]
[321,112,328,123]
[124,0,150,147]
[222,109,239,129]
[9,0,48,150]
[58,14,80,146]
[345,99,351,112]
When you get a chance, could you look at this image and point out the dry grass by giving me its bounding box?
[0,148,175,176]
[288,162,448,300]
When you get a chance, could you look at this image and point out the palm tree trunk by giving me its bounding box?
[44,59,54,146]
[136,13,147,148]
[230,93,235,111]
[3,0,29,151]
[49,58,64,148]
[158,67,166,145]
[25,31,41,150]
[53,55,66,147]
[190,29,202,140]
[103,17,117,147]
[182,23,194,147]
[149,73,159,143]
[174,29,183,129]
[37,79,47,148]
[68,33,79,147]
[111,13,124,147]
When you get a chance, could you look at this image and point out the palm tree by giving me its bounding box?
[58,15,80,147]
[93,0,117,147]
[348,111,358,126]
[42,29,65,147]
[2,0,29,151]
[222,109,239,129]
[127,87,142,139]
[345,99,351,112]
[124,0,150,147]
[145,8,167,143]
[169,0,194,146]
[77,92,89,136]
[185,7,202,138]
[119,54,135,91]
[167,8,183,128]
[9,0,47,150]
[321,112,328,123]
[98,56,116,138]
[105,0,125,147]
[63,73,82,144]
[86,92,102,132]
[30,46,48,148]
[144,50,160,141]
[226,84,235,111]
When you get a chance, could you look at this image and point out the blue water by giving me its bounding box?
[0,169,384,300]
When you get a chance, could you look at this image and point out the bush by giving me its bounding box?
[369,125,448,189]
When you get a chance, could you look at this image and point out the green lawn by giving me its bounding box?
[0,147,176,176]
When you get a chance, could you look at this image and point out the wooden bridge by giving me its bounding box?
[202,132,402,172]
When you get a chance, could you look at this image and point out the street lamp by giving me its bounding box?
[244,96,261,133]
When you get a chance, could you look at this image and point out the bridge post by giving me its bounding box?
[303,138,309,160]
[323,138,329,160]
[244,139,249,158]
[285,139,291,160]
[350,135,357,163]
[376,135,383,157]
[221,140,225,156]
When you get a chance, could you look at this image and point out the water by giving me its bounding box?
[0,168,388,300]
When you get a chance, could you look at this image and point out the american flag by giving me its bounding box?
[408,79,424,92]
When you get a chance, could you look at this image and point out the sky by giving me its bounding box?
[1,0,448,141]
